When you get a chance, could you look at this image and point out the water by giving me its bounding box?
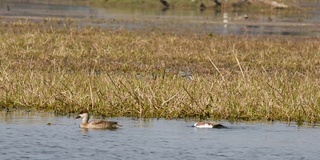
[1,111,320,160]
[0,0,320,36]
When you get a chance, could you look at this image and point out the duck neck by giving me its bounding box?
[82,114,89,124]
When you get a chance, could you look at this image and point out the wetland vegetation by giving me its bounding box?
[0,17,319,124]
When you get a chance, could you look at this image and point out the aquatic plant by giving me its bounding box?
[0,20,320,125]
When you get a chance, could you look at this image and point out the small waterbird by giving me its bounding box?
[160,0,170,8]
[192,122,226,128]
[213,0,222,7]
[75,112,121,129]
[200,3,206,11]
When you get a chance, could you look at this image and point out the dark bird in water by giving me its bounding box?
[200,3,206,11]
[213,0,222,7]
[192,122,227,129]
[7,5,10,11]
[160,0,170,8]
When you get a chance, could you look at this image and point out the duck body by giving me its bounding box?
[192,122,226,129]
[76,112,121,129]
[200,3,206,11]
[160,0,169,8]
[213,0,222,7]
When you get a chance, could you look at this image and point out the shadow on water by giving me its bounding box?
[0,0,320,36]
[1,110,320,159]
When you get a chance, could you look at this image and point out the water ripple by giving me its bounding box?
[1,112,320,159]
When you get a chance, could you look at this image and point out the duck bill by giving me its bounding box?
[75,115,81,119]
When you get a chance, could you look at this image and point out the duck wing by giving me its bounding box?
[91,120,120,129]
[91,120,117,125]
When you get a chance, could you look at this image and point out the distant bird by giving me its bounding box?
[200,3,206,11]
[213,0,222,7]
[75,111,121,129]
[160,0,170,8]
[7,5,10,11]
[192,122,226,128]
[244,14,248,19]
[234,13,249,20]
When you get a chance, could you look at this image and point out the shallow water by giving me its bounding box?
[1,111,320,160]
[0,0,320,36]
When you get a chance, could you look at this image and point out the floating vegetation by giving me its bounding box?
[0,20,319,125]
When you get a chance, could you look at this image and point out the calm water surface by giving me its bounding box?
[1,111,320,160]
[0,0,320,36]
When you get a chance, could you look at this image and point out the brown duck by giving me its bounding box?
[75,112,121,129]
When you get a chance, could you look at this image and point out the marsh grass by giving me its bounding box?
[0,20,320,124]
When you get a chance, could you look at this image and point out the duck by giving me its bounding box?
[75,111,121,129]
[200,3,206,11]
[213,0,222,7]
[192,122,226,128]
[160,0,170,8]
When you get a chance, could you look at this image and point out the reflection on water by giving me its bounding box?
[0,0,94,19]
[1,110,55,124]
[1,110,320,160]
[0,0,320,36]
